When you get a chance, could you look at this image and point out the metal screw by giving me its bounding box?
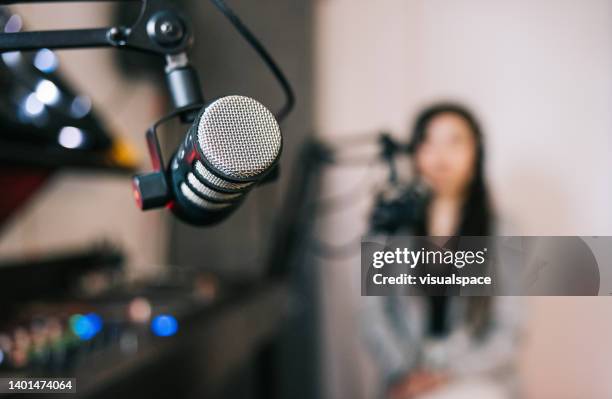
[160,21,174,35]
[147,11,186,47]
[156,17,184,43]
[108,26,128,45]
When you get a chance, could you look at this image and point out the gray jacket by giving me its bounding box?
[361,295,522,388]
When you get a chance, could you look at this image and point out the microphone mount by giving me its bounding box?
[0,0,204,121]
[1,0,295,224]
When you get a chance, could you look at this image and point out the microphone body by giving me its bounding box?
[369,182,430,235]
[133,95,282,226]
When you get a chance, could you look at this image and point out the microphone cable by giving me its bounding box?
[209,0,295,122]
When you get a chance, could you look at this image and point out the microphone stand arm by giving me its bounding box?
[0,0,292,212]
[0,0,204,120]
[379,133,399,185]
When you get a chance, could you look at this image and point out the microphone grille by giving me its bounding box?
[197,96,281,180]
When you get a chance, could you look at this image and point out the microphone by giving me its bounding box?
[379,132,413,158]
[369,182,430,234]
[369,133,429,234]
[132,95,282,226]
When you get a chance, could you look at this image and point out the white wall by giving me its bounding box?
[314,1,612,398]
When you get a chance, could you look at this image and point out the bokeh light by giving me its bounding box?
[58,126,85,149]
[151,315,178,337]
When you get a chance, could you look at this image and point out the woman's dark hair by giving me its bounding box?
[409,103,493,338]
[409,103,492,236]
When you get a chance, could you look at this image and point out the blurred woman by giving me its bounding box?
[363,103,522,399]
